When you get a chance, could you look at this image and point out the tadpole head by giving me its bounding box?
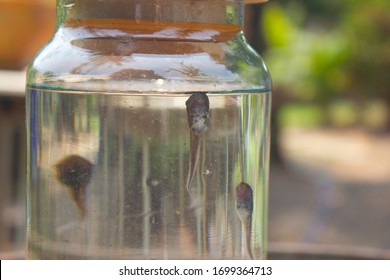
[235,182,253,213]
[185,92,210,134]
[54,155,93,189]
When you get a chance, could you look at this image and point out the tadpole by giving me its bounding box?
[54,155,93,219]
[235,182,254,260]
[185,92,210,193]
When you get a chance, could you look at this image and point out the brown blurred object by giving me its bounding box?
[0,0,55,70]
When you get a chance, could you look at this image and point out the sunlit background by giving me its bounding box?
[1,0,389,259]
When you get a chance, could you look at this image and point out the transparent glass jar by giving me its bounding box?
[26,0,271,259]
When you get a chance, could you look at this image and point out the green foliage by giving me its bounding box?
[262,0,390,129]
[342,1,390,100]
[262,3,348,103]
[262,3,296,48]
[278,103,324,128]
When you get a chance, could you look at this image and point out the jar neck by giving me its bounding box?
[57,0,244,26]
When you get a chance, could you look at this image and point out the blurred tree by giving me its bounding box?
[261,0,390,130]
[342,0,390,129]
[245,3,285,162]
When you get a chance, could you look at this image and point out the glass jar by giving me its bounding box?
[26,0,271,259]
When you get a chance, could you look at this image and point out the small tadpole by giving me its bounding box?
[185,92,210,193]
[235,182,254,260]
[54,155,93,219]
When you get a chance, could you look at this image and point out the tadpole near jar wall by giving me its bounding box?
[54,155,93,219]
[235,182,254,260]
[185,92,210,193]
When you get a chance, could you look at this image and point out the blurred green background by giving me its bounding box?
[251,0,390,259]
[261,0,390,132]
[1,0,390,259]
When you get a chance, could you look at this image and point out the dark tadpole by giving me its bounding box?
[185,92,210,193]
[54,155,93,219]
[235,182,254,260]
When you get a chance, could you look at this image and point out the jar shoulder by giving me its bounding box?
[27,30,271,93]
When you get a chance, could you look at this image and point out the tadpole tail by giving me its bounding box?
[242,217,254,260]
[186,131,202,193]
[235,207,253,260]
[69,186,87,219]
